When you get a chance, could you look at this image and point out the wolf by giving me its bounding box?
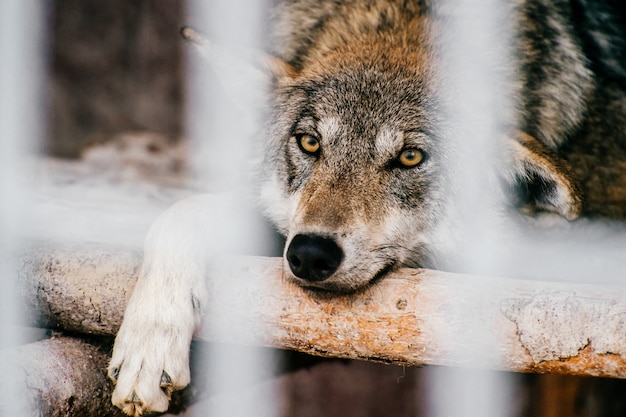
[107,0,626,415]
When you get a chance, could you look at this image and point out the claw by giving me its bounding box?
[120,393,145,417]
[159,371,174,400]
[109,366,120,382]
[160,371,172,388]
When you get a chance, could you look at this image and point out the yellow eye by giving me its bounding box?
[297,134,320,155]
[398,148,424,167]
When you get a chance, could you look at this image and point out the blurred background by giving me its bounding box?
[47,0,185,158]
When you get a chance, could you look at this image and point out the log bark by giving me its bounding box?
[0,334,200,417]
[19,244,141,336]
[0,336,124,417]
[17,244,626,379]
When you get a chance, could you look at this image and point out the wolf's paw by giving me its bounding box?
[108,305,194,416]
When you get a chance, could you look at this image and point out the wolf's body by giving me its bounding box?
[108,0,626,415]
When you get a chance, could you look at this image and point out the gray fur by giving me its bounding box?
[258,0,626,291]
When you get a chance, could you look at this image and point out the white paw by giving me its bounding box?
[108,295,195,416]
[107,193,239,416]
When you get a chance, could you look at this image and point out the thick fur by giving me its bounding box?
[109,0,626,414]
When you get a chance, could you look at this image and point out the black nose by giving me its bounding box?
[286,234,343,282]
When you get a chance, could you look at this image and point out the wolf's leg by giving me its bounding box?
[107,193,254,416]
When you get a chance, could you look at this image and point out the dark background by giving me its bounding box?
[47,0,184,158]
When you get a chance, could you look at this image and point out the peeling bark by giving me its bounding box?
[501,292,626,363]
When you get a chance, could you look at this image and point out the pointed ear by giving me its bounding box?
[506,131,583,220]
[180,26,297,81]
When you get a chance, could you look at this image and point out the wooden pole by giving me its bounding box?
[17,245,626,379]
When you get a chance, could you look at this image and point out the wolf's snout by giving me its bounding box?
[286,234,343,282]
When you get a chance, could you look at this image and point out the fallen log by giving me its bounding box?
[17,244,626,379]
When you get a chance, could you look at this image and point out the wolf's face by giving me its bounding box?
[261,42,454,292]
[258,32,584,292]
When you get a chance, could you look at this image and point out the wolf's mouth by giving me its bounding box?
[366,261,399,287]
[289,260,399,295]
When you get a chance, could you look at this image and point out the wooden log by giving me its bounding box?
[16,244,626,379]
[19,244,141,336]
[0,334,201,417]
[0,336,124,417]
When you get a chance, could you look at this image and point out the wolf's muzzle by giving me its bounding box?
[286,234,343,282]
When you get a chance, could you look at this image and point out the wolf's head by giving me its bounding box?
[260,36,460,292]
[181,26,583,293]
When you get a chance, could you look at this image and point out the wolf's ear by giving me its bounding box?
[180,26,297,82]
[506,131,583,220]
